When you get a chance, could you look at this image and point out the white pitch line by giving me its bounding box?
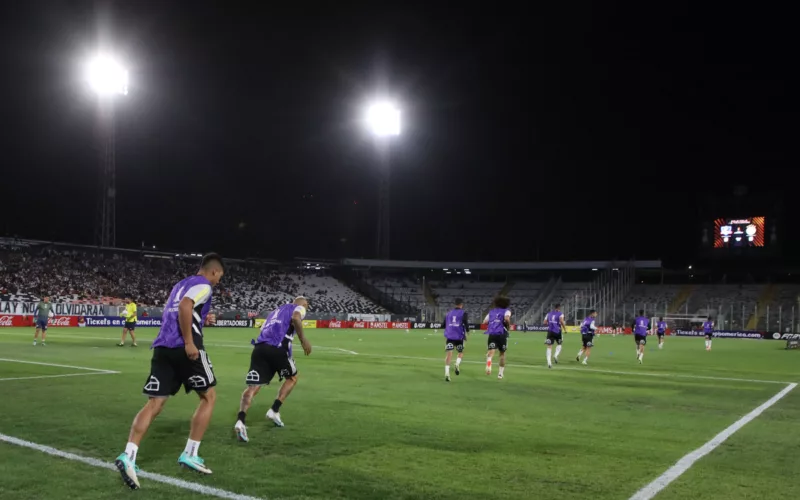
[0,357,120,374]
[0,372,118,382]
[629,382,797,500]
[0,432,264,500]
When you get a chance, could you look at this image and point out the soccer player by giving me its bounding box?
[234,297,312,442]
[443,298,469,382]
[484,296,511,379]
[703,316,714,351]
[114,253,225,490]
[576,309,597,365]
[32,296,53,346]
[656,317,667,349]
[633,310,649,364]
[119,297,138,347]
[544,304,567,368]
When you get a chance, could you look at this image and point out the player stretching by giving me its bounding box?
[703,316,714,351]
[32,296,53,346]
[114,254,225,490]
[484,296,511,379]
[545,304,567,368]
[576,309,597,365]
[633,310,649,364]
[234,297,312,442]
[656,317,667,349]
[443,298,469,382]
[119,297,138,347]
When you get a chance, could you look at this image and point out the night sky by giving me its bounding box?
[1,2,796,264]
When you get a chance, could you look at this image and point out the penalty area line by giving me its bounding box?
[0,357,120,374]
[628,382,797,500]
[0,432,264,500]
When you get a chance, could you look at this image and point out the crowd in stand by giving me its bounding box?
[0,244,385,314]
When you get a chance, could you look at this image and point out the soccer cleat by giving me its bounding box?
[178,452,212,475]
[498,373,503,380]
[234,420,249,443]
[455,364,460,376]
[118,343,125,347]
[445,375,450,382]
[131,343,138,347]
[33,341,36,346]
[548,363,552,369]
[41,342,46,346]
[485,368,491,376]
[638,356,643,364]
[114,453,140,490]
[266,408,285,427]
[576,354,581,362]
[582,360,588,365]
[553,357,559,364]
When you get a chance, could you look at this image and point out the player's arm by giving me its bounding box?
[560,315,568,332]
[178,284,211,360]
[503,310,511,331]
[462,311,470,335]
[483,313,490,324]
[590,320,597,334]
[291,309,312,356]
[131,303,137,319]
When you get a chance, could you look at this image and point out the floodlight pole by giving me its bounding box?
[94,100,116,248]
[376,150,390,259]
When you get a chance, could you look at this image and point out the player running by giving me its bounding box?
[32,296,53,346]
[484,296,511,379]
[119,297,138,347]
[114,254,225,490]
[234,297,312,442]
[633,310,649,364]
[656,317,667,349]
[545,304,567,368]
[443,298,469,382]
[576,309,597,365]
[703,316,714,351]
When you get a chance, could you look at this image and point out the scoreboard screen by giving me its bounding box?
[714,217,765,248]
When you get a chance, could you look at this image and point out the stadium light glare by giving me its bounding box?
[366,102,401,137]
[86,55,128,96]
[688,265,693,269]
[592,268,598,271]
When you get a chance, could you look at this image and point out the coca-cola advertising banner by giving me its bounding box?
[0,315,80,327]
[0,301,104,316]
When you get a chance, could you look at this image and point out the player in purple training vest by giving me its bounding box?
[483,296,511,379]
[576,309,597,365]
[703,316,714,351]
[234,296,312,442]
[443,298,469,382]
[656,317,667,349]
[115,253,225,490]
[544,304,568,368]
[633,309,649,364]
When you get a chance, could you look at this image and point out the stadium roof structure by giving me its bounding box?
[341,258,662,270]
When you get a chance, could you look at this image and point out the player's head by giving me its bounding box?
[125,297,131,304]
[43,296,50,303]
[454,298,464,309]
[199,253,225,285]
[589,309,597,318]
[707,316,712,321]
[639,309,645,316]
[554,303,561,311]
[293,295,309,310]
[659,316,664,322]
[493,296,511,309]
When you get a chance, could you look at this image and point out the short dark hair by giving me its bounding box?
[659,316,663,321]
[707,316,712,321]
[201,253,225,271]
[493,296,511,309]
[454,298,464,306]
[589,309,596,314]
[554,303,561,309]
[639,309,645,316]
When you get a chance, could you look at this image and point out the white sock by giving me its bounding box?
[708,340,712,349]
[546,349,552,365]
[499,366,505,376]
[125,442,138,462]
[445,365,450,376]
[555,345,562,358]
[184,439,201,457]
[704,340,709,348]
[584,355,589,362]
[455,357,461,367]
[577,350,583,359]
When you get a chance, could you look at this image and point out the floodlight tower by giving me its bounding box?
[366,102,401,259]
[86,54,128,248]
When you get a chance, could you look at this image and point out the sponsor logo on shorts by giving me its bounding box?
[144,376,160,392]
[187,375,208,389]
[245,370,260,383]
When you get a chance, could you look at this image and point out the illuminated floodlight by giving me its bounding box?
[86,55,128,96]
[366,102,401,136]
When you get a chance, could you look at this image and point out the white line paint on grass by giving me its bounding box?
[0,357,120,374]
[629,382,797,500]
[0,372,119,382]
[0,433,264,500]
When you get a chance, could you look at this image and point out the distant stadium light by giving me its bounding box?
[688,265,693,270]
[86,55,128,96]
[366,102,401,137]
[592,268,598,271]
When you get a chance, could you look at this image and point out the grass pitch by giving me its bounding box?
[0,327,798,500]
